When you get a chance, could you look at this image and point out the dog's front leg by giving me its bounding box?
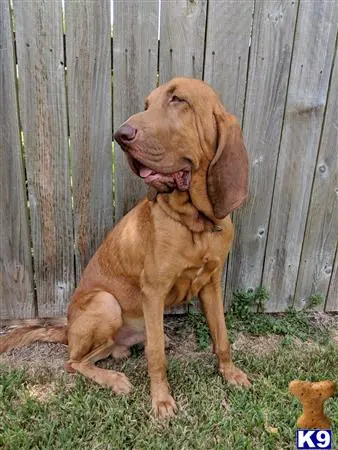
[199,271,251,387]
[142,285,177,419]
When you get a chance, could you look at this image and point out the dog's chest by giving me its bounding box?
[157,219,229,308]
[166,257,219,307]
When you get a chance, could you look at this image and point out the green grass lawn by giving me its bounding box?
[1,306,337,450]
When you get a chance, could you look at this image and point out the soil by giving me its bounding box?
[1,312,337,376]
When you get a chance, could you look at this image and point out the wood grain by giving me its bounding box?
[65,0,113,282]
[2,1,338,316]
[0,316,67,328]
[159,0,207,82]
[203,0,253,306]
[113,0,159,222]
[204,0,253,120]
[295,45,338,309]
[326,246,338,312]
[13,0,74,317]
[226,1,298,306]
[0,1,35,320]
[262,0,338,311]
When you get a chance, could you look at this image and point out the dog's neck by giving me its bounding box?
[154,168,223,233]
[155,192,214,232]
[188,162,218,222]
[148,160,225,233]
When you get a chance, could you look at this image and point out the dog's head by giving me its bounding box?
[114,77,248,219]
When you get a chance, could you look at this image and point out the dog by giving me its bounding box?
[1,77,250,418]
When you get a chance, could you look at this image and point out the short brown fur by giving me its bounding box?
[1,78,250,418]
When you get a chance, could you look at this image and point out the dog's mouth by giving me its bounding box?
[127,155,191,192]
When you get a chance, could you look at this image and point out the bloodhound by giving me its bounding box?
[1,77,250,418]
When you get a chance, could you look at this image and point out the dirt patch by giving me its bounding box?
[331,330,338,346]
[165,316,199,356]
[309,311,338,330]
[26,382,57,402]
[1,312,337,374]
[232,333,283,356]
[0,341,68,374]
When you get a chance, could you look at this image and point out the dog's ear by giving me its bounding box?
[207,105,249,219]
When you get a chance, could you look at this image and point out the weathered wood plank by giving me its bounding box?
[159,0,207,82]
[0,1,35,320]
[203,0,253,308]
[326,246,338,312]
[113,0,159,222]
[0,316,67,328]
[295,45,338,309]
[65,0,113,282]
[13,0,74,317]
[204,0,254,120]
[263,0,338,311]
[226,1,298,306]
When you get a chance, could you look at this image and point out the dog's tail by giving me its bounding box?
[0,325,68,353]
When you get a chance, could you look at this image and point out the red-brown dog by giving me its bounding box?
[1,77,250,418]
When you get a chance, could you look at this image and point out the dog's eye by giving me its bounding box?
[144,101,149,111]
[170,95,185,104]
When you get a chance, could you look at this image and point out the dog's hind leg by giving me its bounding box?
[66,291,132,394]
[70,356,132,395]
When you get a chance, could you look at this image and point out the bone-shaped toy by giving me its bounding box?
[289,380,336,429]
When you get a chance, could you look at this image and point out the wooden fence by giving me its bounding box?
[0,0,337,321]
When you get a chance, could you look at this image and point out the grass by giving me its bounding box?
[189,288,332,350]
[1,291,337,449]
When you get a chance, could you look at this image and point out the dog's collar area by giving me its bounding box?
[198,211,223,232]
[154,191,223,234]
[212,224,223,232]
[205,220,223,233]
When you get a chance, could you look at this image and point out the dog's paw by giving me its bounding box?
[111,372,133,395]
[221,364,251,388]
[152,393,177,419]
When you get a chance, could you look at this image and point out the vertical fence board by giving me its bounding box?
[203,0,253,307]
[226,1,298,304]
[204,0,253,120]
[113,0,158,221]
[65,0,113,282]
[159,0,207,82]
[13,0,74,317]
[326,247,338,312]
[0,1,35,319]
[263,1,338,312]
[294,45,338,309]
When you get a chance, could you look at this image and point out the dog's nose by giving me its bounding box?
[114,124,137,145]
